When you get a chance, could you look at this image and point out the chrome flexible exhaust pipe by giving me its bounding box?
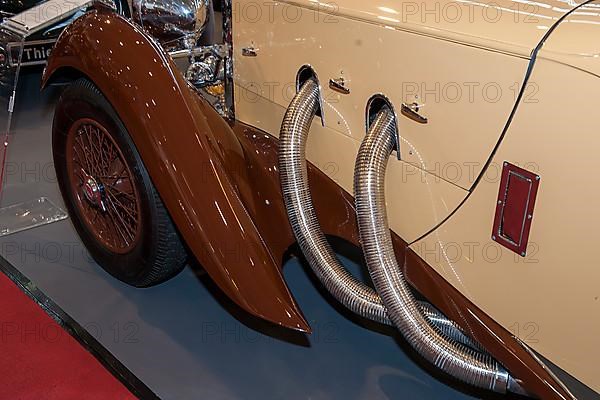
[279,78,388,324]
[418,301,484,353]
[279,79,527,395]
[354,106,527,395]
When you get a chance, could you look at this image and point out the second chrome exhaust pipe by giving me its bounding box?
[354,106,527,394]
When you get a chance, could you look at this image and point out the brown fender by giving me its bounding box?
[42,10,310,332]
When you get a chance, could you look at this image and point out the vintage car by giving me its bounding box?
[40,0,600,398]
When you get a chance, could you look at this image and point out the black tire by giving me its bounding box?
[53,78,187,287]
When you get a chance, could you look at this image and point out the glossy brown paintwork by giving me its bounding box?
[42,10,310,332]
[43,10,571,398]
[230,124,363,265]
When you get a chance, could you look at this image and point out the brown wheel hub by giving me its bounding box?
[66,118,142,254]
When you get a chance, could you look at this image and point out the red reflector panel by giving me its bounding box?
[502,173,530,243]
[492,162,540,257]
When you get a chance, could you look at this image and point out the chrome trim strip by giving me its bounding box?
[516,338,578,400]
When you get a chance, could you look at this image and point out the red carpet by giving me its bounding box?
[0,273,136,400]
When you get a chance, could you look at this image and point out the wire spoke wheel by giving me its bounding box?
[66,118,142,254]
[54,79,186,286]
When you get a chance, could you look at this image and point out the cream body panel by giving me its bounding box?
[410,59,600,391]
[536,0,600,76]
[233,1,528,193]
[235,85,466,243]
[279,0,580,57]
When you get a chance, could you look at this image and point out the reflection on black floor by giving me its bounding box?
[0,71,490,400]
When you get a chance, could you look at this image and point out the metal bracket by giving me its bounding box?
[241,46,258,57]
[328,77,350,94]
[401,102,428,124]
